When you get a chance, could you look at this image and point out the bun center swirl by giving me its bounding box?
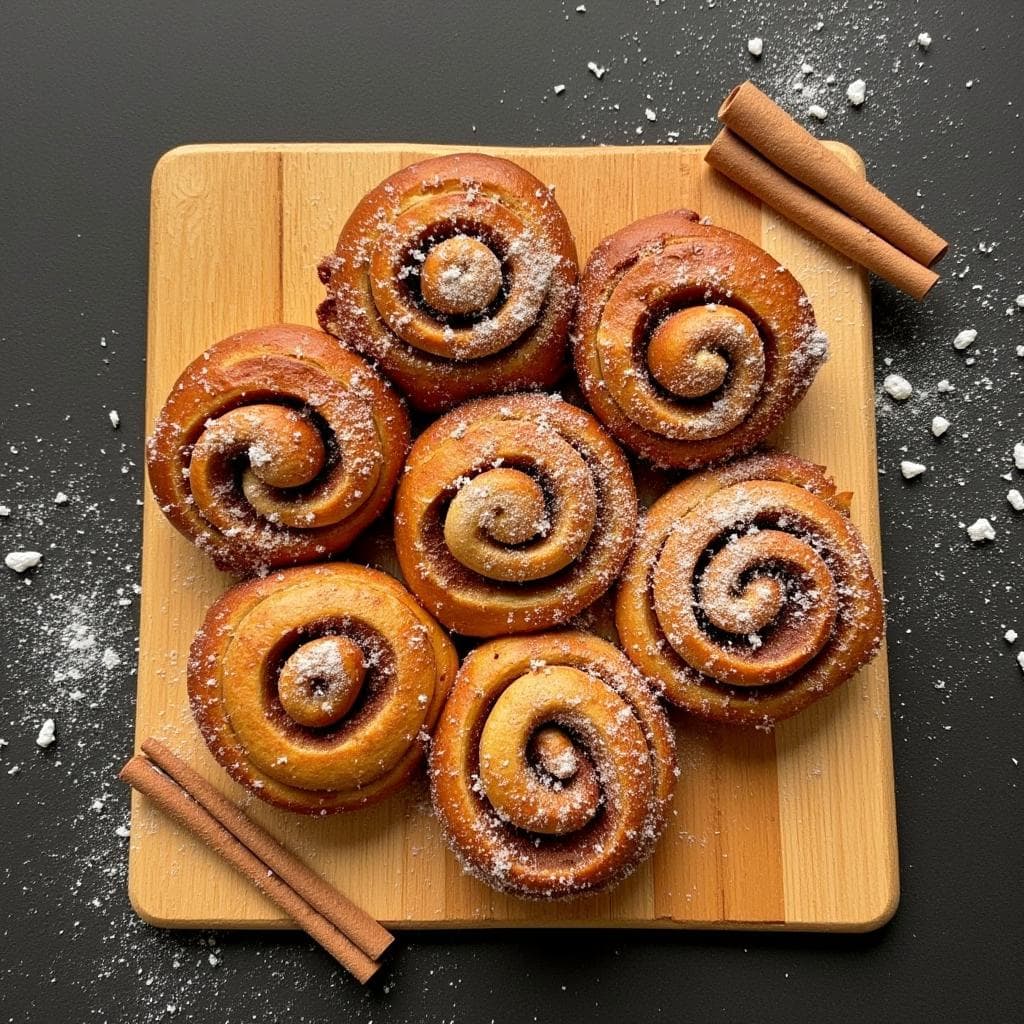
[429,632,677,898]
[653,484,841,688]
[276,635,366,728]
[394,394,637,636]
[370,194,556,362]
[419,235,504,316]
[645,305,763,405]
[440,440,598,583]
[600,256,768,443]
[478,666,630,836]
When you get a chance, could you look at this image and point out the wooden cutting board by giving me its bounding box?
[130,142,898,931]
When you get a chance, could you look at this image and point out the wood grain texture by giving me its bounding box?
[130,143,897,931]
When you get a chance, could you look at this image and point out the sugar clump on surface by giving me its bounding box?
[1005,629,1019,643]
[883,374,912,400]
[966,518,995,543]
[807,104,827,120]
[1013,443,1024,470]
[1008,490,1024,512]
[108,409,120,429]
[931,416,950,437]
[36,718,56,748]
[917,31,932,49]
[747,37,763,57]
[6,550,42,573]
[846,79,866,106]
[952,329,977,351]
[900,460,926,480]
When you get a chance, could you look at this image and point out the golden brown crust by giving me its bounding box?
[188,563,458,814]
[573,210,827,469]
[317,153,578,412]
[145,324,410,574]
[393,394,637,636]
[615,451,884,725]
[429,631,676,898]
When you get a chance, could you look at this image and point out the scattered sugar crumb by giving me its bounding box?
[5,550,42,573]
[586,61,606,79]
[36,719,56,748]
[108,409,120,429]
[747,37,763,57]
[553,84,565,95]
[1005,629,1019,644]
[917,31,932,49]
[966,518,996,543]
[883,374,912,400]
[54,491,69,505]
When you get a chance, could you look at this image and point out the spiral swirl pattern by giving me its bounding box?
[574,210,829,469]
[615,452,884,725]
[188,564,458,813]
[146,325,410,573]
[430,632,676,898]
[393,394,638,636]
[317,153,578,412]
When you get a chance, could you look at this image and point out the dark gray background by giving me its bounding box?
[2,2,1022,1022]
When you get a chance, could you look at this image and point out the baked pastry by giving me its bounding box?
[317,153,578,412]
[574,210,828,468]
[393,393,637,636]
[188,563,457,814]
[430,631,676,899]
[616,451,884,725]
[146,324,409,573]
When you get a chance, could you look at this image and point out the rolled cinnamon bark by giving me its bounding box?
[120,754,384,984]
[706,129,939,301]
[140,739,393,961]
[719,81,947,267]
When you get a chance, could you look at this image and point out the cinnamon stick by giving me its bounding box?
[718,81,948,267]
[140,739,393,961]
[706,129,939,301]
[120,753,386,984]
